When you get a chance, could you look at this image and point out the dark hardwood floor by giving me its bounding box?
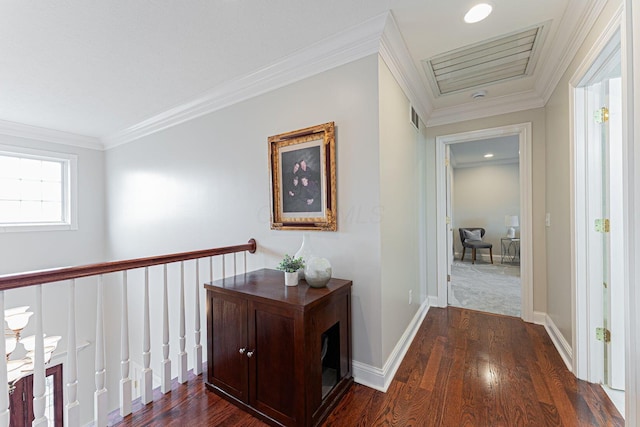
[111,307,623,426]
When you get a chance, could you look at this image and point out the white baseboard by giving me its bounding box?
[533,311,573,371]
[352,299,430,392]
[428,295,440,308]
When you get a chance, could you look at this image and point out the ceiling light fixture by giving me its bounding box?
[484,153,494,158]
[464,3,493,23]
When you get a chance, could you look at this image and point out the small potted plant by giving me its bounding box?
[277,254,305,286]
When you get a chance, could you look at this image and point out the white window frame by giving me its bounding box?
[0,144,78,232]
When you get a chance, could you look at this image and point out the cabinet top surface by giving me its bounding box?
[204,268,351,308]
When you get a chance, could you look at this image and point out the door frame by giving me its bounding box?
[569,6,621,384]
[435,123,534,322]
[623,1,640,423]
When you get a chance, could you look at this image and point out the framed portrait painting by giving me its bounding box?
[268,122,336,231]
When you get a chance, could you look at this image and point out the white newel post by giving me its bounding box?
[141,268,153,404]
[33,285,47,427]
[194,259,202,376]
[178,262,188,384]
[120,271,132,417]
[94,276,107,427]
[0,291,9,427]
[161,265,171,394]
[65,280,80,427]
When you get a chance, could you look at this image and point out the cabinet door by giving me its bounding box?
[248,301,300,426]
[210,292,248,402]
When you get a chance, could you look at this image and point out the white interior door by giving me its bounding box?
[445,145,453,303]
[583,43,624,390]
[606,76,624,390]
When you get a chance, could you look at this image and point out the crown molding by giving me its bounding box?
[102,13,389,149]
[426,90,545,128]
[379,12,433,126]
[0,119,103,150]
[535,0,609,103]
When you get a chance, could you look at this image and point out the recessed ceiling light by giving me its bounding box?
[464,3,493,23]
[484,153,494,158]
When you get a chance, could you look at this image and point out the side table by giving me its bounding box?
[500,238,520,264]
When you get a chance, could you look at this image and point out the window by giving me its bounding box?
[0,146,77,232]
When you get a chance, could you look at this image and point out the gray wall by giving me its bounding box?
[452,163,520,259]
[104,55,388,380]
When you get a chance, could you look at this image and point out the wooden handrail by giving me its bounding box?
[0,238,257,291]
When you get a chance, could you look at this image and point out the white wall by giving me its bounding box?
[452,163,520,259]
[0,134,104,425]
[378,58,423,362]
[103,55,387,405]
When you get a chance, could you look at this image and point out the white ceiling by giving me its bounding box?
[450,136,519,169]
[0,0,603,148]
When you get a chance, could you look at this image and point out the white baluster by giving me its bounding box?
[222,254,226,278]
[94,276,107,427]
[141,267,153,404]
[244,251,247,274]
[161,264,171,394]
[65,280,80,427]
[233,253,237,276]
[0,291,9,427]
[120,271,132,416]
[194,259,202,376]
[209,256,213,281]
[178,262,188,384]
[33,285,47,426]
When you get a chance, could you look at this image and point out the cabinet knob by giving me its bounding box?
[246,350,255,358]
[238,347,246,355]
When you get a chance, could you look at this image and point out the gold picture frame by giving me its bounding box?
[268,122,336,231]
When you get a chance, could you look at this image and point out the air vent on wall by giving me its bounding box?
[410,106,419,129]
[422,22,548,96]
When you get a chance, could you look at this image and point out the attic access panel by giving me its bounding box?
[422,23,548,96]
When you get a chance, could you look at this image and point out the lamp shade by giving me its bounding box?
[5,312,33,331]
[505,215,519,227]
[4,306,29,317]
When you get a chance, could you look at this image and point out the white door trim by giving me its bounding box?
[568,4,622,383]
[622,0,639,423]
[435,123,533,322]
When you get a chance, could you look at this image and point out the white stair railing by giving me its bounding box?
[94,276,107,427]
[33,285,46,427]
[161,265,171,394]
[193,259,202,376]
[141,267,153,404]
[66,279,80,427]
[178,262,188,384]
[0,239,256,427]
[120,271,132,417]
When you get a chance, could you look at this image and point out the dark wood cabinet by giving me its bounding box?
[205,268,352,427]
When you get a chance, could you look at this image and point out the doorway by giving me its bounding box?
[572,26,625,414]
[447,136,522,316]
[436,123,533,322]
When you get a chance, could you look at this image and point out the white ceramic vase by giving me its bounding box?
[304,257,332,288]
[294,233,314,279]
[284,271,299,287]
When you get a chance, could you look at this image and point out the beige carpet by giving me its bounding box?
[449,259,521,317]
